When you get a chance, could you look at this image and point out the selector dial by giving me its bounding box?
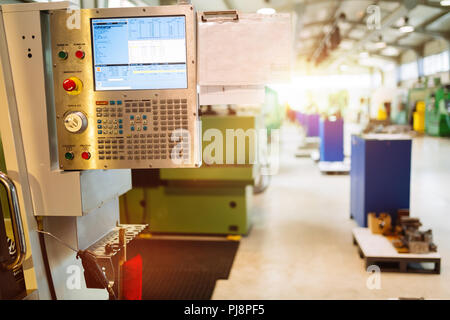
[64,111,88,133]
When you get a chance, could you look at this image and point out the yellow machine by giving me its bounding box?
[413,101,426,133]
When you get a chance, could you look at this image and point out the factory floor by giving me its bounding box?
[212,126,450,300]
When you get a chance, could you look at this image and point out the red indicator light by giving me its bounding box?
[96,101,108,105]
[75,50,85,59]
[81,152,91,160]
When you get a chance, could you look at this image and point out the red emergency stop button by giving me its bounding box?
[75,50,85,59]
[63,78,76,92]
[63,77,83,95]
[81,152,91,160]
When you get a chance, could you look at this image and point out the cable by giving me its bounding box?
[38,230,116,300]
[37,231,57,300]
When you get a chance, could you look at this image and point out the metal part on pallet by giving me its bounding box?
[393,217,438,254]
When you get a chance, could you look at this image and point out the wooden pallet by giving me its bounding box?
[352,228,441,274]
[295,149,315,158]
[318,160,350,174]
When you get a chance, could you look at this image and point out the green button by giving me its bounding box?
[65,152,74,160]
[58,51,68,60]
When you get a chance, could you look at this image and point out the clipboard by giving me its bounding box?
[197,11,293,87]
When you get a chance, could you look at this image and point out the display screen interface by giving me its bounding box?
[91,16,187,91]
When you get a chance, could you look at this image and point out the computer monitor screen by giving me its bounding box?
[91,16,187,91]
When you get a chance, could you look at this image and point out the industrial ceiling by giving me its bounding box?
[30,0,450,70]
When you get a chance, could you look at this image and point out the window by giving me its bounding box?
[423,51,449,76]
[400,61,418,81]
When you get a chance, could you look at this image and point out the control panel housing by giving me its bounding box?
[50,5,200,170]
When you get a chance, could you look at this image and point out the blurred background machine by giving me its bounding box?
[425,82,450,137]
[413,101,426,133]
[350,135,412,228]
[317,116,350,174]
[319,117,344,162]
[407,87,431,133]
[121,109,264,235]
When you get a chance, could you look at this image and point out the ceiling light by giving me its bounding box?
[359,51,369,58]
[375,41,386,49]
[440,0,450,6]
[400,25,414,33]
[375,35,386,49]
[257,8,276,15]
[381,47,400,56]
[399,17,414,33]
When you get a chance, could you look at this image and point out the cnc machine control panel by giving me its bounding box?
[50,5,200,170]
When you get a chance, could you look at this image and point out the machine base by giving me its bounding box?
[120,185,253,235]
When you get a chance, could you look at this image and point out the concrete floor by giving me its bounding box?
[213,126,450,300]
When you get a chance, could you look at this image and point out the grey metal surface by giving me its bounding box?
[0,5,52,298]
[75,198,120,250]
[80,169,131,215]
[42,197,120,299]
[49,5,200,170]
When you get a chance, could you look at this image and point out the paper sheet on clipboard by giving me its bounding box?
[199,85,265,105]
[197,12,293,86]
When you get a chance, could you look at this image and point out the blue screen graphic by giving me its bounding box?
[91,16,187,91]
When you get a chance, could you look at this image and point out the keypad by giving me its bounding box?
[96,98,190,161]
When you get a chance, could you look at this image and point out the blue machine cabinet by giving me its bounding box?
[306,114,320,137]
[319,118,344,162]
[350,135,412,227]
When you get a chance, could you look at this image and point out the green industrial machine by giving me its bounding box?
[120,114,261,235]
[263,86,285,134]
[425,84,450,137]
